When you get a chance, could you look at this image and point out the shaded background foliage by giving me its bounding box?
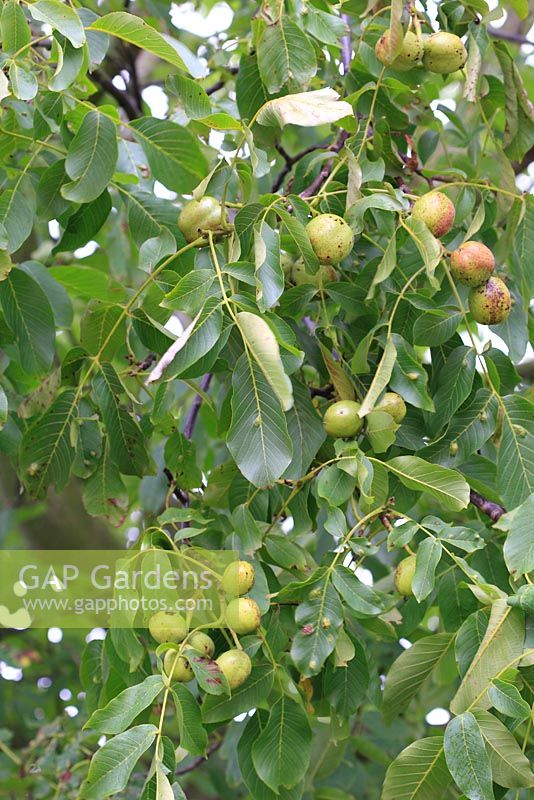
[0,0,533,798]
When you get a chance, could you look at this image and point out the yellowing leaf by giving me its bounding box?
[257,88,353,128]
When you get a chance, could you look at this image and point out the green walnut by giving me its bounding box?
[422,32,467,74]
[163,651,194,682]
[376,392,407,423]
[323,400,363,438]
[395,555,417,597]
[178,196,227,243]
[216,649,252,690]
[375,30,423,71]
[468,277,511,325]
[450,241,495,287]
[148,611,188,644]
[221,560,255,596]
[292,259,338,287]
[187,631,215,658]
[225,597,261,635]
[411,191,455,238]
[306,214,354,264]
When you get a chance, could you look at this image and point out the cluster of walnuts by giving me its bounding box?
[148,561,261,690]
[375,29,467,75]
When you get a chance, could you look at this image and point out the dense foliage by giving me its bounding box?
[0,0,533,798]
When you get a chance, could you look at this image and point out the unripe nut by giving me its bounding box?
[216,649,252,689]
[450,241,495,287]
[225,597,261,634]
[148,611,188,644]
[375,30,423,71]
[323,400,363,438]
[468,277,511,325]
[412,191,455,238]
[187,631,215,657]
[163,651,194,682]
[178,196,228,243]
[306,214,354,264]
[376,392,407,423]
[422,32,467,74]
[395,555,417,597]
[221,561,255,596]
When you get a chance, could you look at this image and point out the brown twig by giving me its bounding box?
[183,374,213,439]
[90,72,141,120]
[175,740,222,775]
[488,28,534,46]
[271,142,329,193]
[300,130,350,198]
[469,490,506,522]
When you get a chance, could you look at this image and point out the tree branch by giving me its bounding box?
[91,71,141,120]
[488,28,534,46]
[175,740,222,775]
[469,490,506,522]
[271,142,328,193]
[183,374,213,439]
[300,130,349,198]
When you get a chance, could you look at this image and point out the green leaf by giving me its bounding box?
[451,600,525,714]
[19,390,78,497]
[257,18,317,94]
[0,384,7,431]
[324,637,370,714]
[444,712,494,800]
[497,395,534,509]
[164,431,202,490]
[79,724,157,799]
[252,695,312,791]
[90,12,189,71]
[290,575,344,676]
[284,378,326,480]
[367,233,397,298]
[202,664,275,723]
[0,176,35,254]
[514,194,534,297]
[431,347,476,433]
[413,310,462,347]
[8,62,38,100]
[390,334,434,411]
[236,311,294,411]
[317,464,356,507]
[332,565,384,616]
[85,676,164,735]
[253,221,284,311]
[413,538,442,602]
[1,1,31,55]
[19,261,72,329]
[48,265,114,301]
[130,117,208,194]
[236,53,268,120]
[487,679,531,722]
[382,736,452,800]
[404,216,442,279]
[49,37,85,91]
[62,111,118,203]
[93,363,148,477]
[365,409,399,453]
[172,684,208,756]
[0,268,55,375]
[82,441,129,526]
[497,493,534,576]
[80,302,125,361]
[383,456,470,511]
[55,191,112,253]
[359,337,397,417]
[473,709,534,789]
[347,195,404,235]
[185,651,228,696]
[30,0,85,48]
[382,633,455,722]
[167,74,211,119]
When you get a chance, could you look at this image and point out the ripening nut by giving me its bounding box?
[323,400,363,438]
[422,32,467,74]
[450,241,495,288]
[375,30,423,71]
[306,214,354,264]
[221,560,255,597]
[468,277,511,325]
[411,191,455,238]
[225,597,262,635]
[216,649,252,689]
[148,611,188,644]
[395,555,416,597]
[163,651,194,682]
[187,631,215,657]
[291,259,339,287]
[178,196,228,243]
[376,392,407,423]
[449,441,459,456]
